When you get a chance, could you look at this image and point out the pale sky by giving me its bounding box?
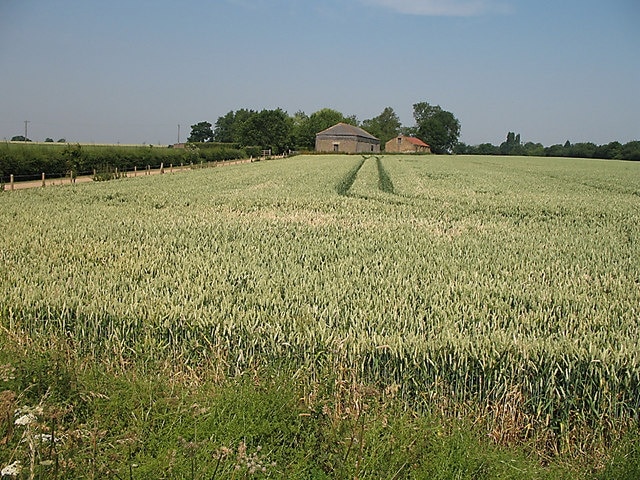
[1,0,638,146]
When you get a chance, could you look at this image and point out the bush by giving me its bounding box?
[93,165,126,182]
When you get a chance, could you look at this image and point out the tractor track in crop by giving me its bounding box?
[336,156,367,196]
[337,155,397,197]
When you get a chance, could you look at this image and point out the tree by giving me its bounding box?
[62,143,83,177]
[11,135,30,142]
[567,142,597,159]
[290,111,309,149]
[188,121,214,143]
[500,132,524,156]
[212,111,236,143]
[454,142,469,154]
[294,108,356,150]
[236,109,293,154]
[412,102,460,154]
[593,141,622,160]
[213,109,293,153]
[617,141,640,161]
[522,142,545,156]
[477,143,500,155]
[45,138,54,143]
[544,144,566,157]
[362,107,402,148]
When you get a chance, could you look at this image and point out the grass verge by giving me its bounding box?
[1,334,637,479]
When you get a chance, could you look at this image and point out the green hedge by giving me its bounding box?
[0,142,248,181]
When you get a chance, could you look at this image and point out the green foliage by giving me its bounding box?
[616,140,640,160]
[187,121,214,143]
[598,433,640,480]
[213,108,257,144]
[294,108,357,150]
[0,142,249,180]
[212,110,237,143]
[205,105,638,159]
[93,164,125,181]
[212,108,294,153]
[214,107,357,151]
[244,145,263,158]
[0,336,613,479]
[412,101,461,154]
[236,108,293,154]
[62,143,83,175]
[362,106,402,147]
[463,134,640,160]
[523,141,545,156]
[500,131,523,155]
[185,144,246,163]
[0,142,64,178]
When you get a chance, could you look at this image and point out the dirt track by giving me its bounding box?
[2,158,254,191]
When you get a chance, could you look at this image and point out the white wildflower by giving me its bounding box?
[1,460,22,476]
[14,413,37,426]
[35,433,59,443]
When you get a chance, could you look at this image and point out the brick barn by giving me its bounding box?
[315,123,380,153]
[385,135,431,153]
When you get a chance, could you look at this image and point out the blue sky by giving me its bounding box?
[1,0,638,146]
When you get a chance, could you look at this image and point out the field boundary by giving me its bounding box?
[1,157,255,191]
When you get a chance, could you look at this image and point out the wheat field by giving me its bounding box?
[1,154,638,452]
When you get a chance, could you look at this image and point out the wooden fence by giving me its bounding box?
[2,157,257,191]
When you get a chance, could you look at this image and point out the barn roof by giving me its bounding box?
[316,123,379,141]
[399,135,430,147]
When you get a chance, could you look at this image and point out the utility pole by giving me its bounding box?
[177,124,180,144]
[24,120,30,141]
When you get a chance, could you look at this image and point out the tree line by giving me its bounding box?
[456,132,640,161]
[191,104,638,160]
[187,101,462,155]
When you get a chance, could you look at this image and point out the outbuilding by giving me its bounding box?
[385,135,431,153]
[315,123,380,153]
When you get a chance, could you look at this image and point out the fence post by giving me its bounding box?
[10,174,14,191]
[41,173,45,187]
[160,162,164,174]
[134,166,137,177]
[170,164,173,174]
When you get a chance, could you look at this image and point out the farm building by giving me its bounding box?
[385,135,431,153]
[315,123,380,153]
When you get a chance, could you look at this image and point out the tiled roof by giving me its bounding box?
[402,136,429,147]
[316,123,379,141]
